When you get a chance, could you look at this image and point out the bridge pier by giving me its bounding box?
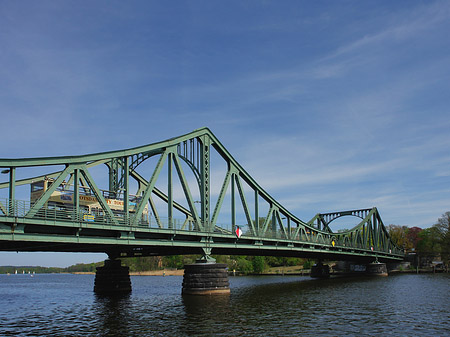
[332,261,389,276]
[367,261,388,276]
[94,259,132,294]
[182,256,230,295]
[310,262,330,278]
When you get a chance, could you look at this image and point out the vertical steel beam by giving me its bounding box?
[272,209,277,237]
[8,167,15,216]
[372,212,377,249]
[123,156,129,224]
[108,158,119,197]
[199,135,211,231]
[74,168,80,221]
[231,173,236,233]
[168,153,173,229]
[255,190,259,235]
[287,217,291,240]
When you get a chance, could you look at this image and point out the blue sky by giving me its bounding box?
[1,1,449,267]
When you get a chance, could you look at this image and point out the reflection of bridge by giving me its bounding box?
[0,128,402,263]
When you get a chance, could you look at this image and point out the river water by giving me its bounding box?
[0,273,448,336]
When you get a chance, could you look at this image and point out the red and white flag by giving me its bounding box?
[235,226,243,238]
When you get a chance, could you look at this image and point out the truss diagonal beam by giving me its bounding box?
[132,152,167,225]
[26,165,74,218]
[276,210,288,239]
[210,169,232,229]
[129,170,192,217]
[79,166,120,226]
[148,195,162,228]
[260,206,275,237]
[235,174,256,236]
[172,151,202,230]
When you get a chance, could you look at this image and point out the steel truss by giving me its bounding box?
[0,128,403,261]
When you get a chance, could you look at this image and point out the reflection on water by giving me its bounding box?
[94,294,133,336]
[0,273,448,336]
[182,295,232,336]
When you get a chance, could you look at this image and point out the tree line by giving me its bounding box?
[0,256,311,274]
[117,255,310,274]
[388,211,450,266]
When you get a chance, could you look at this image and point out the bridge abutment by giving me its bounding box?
[182,257,230,295]
[94,259,132,294]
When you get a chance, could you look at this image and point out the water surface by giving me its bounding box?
[0,273,448,336]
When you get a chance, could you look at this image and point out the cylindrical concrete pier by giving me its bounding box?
[94,259,132,294]
[182,262,230,295]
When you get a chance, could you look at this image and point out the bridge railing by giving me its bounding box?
[0,198,309,240]
[0,198,29,218]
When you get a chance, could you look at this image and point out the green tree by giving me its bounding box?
[407,226,423,249]
[434,212,450,265]
[252,256,267,274]
[416,227,439,256]
[236,256,253,274]
[388,225,409,250]
[163,255,185,269]
[265,256,284,267]
[388,225,422,251]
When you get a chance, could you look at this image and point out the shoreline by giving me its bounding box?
[73,269,185,276]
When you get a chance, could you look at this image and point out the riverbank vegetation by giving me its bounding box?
[388,211,450,266]
[115,255,311,275]
[0,256,312,275]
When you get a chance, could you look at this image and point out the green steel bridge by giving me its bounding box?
[0,128,403,263]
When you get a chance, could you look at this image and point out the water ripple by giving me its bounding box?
[0,273,448,336]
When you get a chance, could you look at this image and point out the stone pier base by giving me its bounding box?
[182,262,230,295]
[94,259,132,294]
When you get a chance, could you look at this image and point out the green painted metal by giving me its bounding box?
[74,168,80,221]
[132,151,167,226]
[0,128,404,261]
[172,148,202,229]
[8,168,15,216]
[123,156,129,223]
